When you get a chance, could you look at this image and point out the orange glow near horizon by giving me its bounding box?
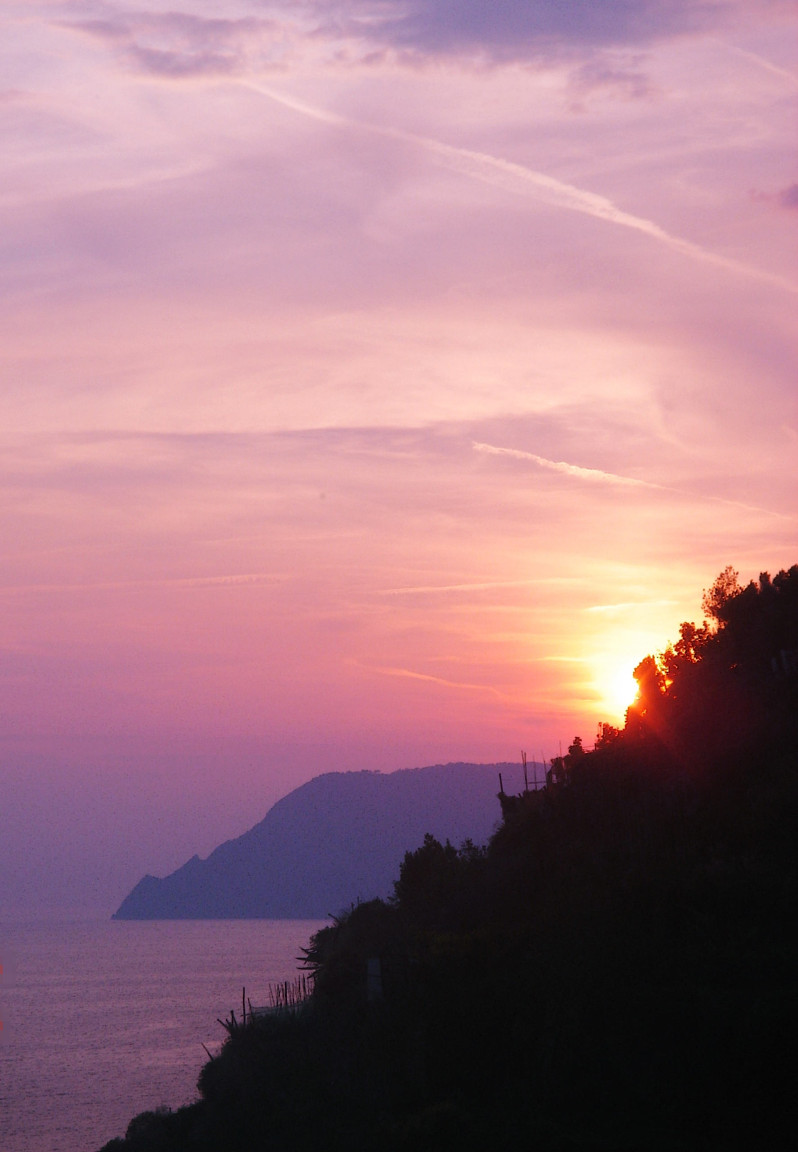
[599,661,641,725]
[1,1,796,915]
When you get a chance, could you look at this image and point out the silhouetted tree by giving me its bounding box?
[100,561,798,1152]
[620,565,798,770]
[701,564,742,629]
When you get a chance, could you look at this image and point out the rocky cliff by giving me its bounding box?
[113,761,527,919]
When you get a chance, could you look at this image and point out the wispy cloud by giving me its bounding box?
[472,441,656,488]
[778,184,798,211]
[718,41,798,86]
[63,12,282,79]
[0,573,284,596]
[367,664,506,697]
[380,579,550,596]
[472,441,795,520]
[242,82,798,294]
[308,0,729,61]
[586,600,678,614]
[567,56,656,107]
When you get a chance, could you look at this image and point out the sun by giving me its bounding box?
[597,659,640,722]
[586,619,672,726]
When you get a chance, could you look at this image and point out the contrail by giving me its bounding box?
[714,40,798,86]
[586,600,677,613]
[380,578,548,595]
[473,440,795,520]
[0,573,282,595]
[240,81,798,295]
[473,441,658,489]
[368,664,506,698]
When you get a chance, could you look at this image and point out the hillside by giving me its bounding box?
[102,565,798,1151]
[113,762,528,919]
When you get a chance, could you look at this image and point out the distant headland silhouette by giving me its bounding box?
[113,761,541,920]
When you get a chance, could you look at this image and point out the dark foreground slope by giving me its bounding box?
[114,763,521,919]
[101,567,798,1151]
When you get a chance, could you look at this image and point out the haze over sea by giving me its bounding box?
[0,919,324,1152]
[2,0,796,928]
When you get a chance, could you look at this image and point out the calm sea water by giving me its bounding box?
[0,919,326,1152]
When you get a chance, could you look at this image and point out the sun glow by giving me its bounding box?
[596,659,640,723]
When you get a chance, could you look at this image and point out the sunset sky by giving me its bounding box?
[1,0,796,916]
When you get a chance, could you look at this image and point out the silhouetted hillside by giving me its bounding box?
[101,565,798,1151]
[113,762,528,919]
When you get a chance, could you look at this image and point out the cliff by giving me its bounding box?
[113,761,526,919]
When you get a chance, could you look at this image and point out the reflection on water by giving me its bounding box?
[0,918,325,1152]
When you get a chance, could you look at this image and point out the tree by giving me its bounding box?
[701,565,741,630]
[625,654,666,738]
[620,565,798,767]
[595,721,621,749]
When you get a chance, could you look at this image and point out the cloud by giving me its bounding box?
[778,183,798,210]
[67,19,128,44]
[366,664,506,697]
[585,600,678,613]
[473,440,656,487]
[0,573,284,596]
[566,55,656,107]
[750,182,798,215]
[380,579,549,595]
[244,82,798,294]
[125,44,238,78]
[718,40,798,86]
[63,11,281,79]
[472,441,794,520]
[310,0,732,61]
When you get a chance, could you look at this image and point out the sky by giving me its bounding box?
[1,0,796,916]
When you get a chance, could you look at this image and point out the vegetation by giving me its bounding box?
[100,566,798,1151]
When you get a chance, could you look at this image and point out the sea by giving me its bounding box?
[0,918,326,1152]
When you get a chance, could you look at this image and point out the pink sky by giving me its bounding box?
[1,0,796,915]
